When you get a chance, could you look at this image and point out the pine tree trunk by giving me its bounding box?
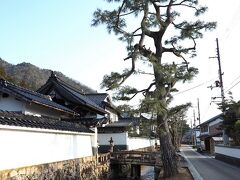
[158,116,178,178]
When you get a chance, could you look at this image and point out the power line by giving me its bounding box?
[173,78,216,96]
[224,74,240,91]
[224,79,240,93]
[173,83,205,96]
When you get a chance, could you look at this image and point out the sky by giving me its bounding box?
[0,0,240,125]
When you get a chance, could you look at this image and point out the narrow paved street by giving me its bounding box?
[180,145,240,180]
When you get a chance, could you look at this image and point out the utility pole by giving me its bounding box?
[190,119,193,145]
[209,38,229,145]
[216,38,225,110]
[197,98,201,125]
[193,110,196,146]
[196,98,201,149]
[193,110,196,128]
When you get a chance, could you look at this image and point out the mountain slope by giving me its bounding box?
[0,58,96,93]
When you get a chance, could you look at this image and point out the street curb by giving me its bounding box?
[180,150,204,180]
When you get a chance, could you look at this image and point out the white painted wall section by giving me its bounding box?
[90,127,98,153]
[215,145,240,158]
[106,108,118,122]
[127,137,157,150]
[98,133,159,150]
[0,95,68,118]
[98,132,128,145]
[0,95,25,112]
[0,125,94,170]
[25,103,64,119]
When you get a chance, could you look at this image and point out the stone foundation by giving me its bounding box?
[0,155,110,180]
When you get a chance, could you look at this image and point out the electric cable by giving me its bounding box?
[224,73,240,91]
[173,77,216,96]
[224,79,240,93]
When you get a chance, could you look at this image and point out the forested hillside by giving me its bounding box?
[0,58,96,93]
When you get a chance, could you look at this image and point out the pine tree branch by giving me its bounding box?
[157,0,197,10]
[141,2,154,38]
[163,37,196,58]
[137,70,154,76]
[151,1,165,29]
[116,0,126,26]
[165,0,174,26]
[130,82,156,100]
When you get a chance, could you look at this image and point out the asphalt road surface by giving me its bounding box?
[181,145,240,180]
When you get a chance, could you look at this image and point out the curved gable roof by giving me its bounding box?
[0,79,76,115]
[85,93,109,107]
[37,74,106,115]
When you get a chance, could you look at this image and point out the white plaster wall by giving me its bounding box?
[0,126,94,170]
[0,96,25,112]
[90,127,98,149]
[98,132,128,145]
[215,146,240,158]
[98,133,159,150]
[0,95,67,118]
[106,108,118,122]
[127,137,157,150]
[25,103,65,119]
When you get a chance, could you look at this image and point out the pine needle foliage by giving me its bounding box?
[92,0,216,177]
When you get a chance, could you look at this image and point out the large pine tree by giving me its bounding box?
[92,0,216,177]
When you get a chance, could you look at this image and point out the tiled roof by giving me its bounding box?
[37,74,107,115]
[85,93,108,107]
[119,117,142,126]
[200,113,224,126]
[104,121,132,127]
[0,79,76,115]
[197,132,222,138]
[64,117,109,127]
[0,111,93,133]
[86,93,119,113]
[61,84,105,112]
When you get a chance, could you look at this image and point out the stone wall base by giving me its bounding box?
[215,153,240,167]
[0,156,109,180]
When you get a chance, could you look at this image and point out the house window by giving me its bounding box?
[2,93,9,98]
[201,125,208,133]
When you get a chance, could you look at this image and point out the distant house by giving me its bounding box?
[37,72,109,120]
[181,129,193,144]
[86,93,119,123]
[0,78,76,119]
[98,121,130,152]
[37,73,123,129]
[96,115,158,153]
[198,114,224,154]
[97,121,157,153]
